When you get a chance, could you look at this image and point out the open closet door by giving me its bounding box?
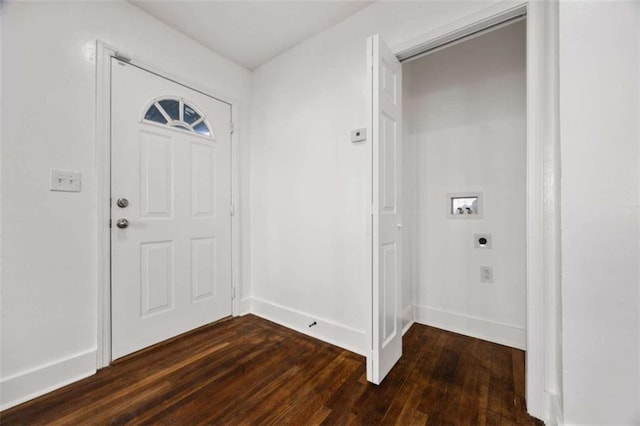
[368,34,402,385]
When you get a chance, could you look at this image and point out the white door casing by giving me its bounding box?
[110,59,232,360]
[369,34,403,384]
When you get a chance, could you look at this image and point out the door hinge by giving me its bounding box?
[230,204,235,217]
[231,286,236,299]
[114,52,131,63]
[230,122,235,134]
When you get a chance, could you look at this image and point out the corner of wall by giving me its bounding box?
[414,305,526,350]
[237,297,252,316]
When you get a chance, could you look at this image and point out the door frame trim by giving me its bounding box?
[366,1,560,422]
[95,41,242,368]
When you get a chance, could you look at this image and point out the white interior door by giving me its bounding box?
[111,59,232,360]
[368,34,403,384]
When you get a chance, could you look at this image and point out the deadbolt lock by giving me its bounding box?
[116,198,129,208]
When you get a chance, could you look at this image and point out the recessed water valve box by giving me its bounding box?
[474,233,492,249]
[447,192,482,219]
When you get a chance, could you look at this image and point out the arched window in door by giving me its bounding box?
[142,97,212,137]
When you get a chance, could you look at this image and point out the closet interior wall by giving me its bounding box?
[402,21,527,349]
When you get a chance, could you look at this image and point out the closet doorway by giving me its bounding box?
[367,8,557,419]
[403,19,527,351]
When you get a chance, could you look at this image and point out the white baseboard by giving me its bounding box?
[0,349,96,411]
[249,297,367,356]
[414,305,526,349]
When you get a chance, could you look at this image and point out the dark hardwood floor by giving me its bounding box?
[0,315,542,425]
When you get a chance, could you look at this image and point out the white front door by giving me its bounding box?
[368,34,403,384]
[110,59,232,360]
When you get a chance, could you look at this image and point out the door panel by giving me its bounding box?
[191,237,216,302]
[140,241,174,317]
[140,131,173,217]
[382,242,398,344]
[111,59,232,360]
[191,143,216,217]
[369,34,403,385]
[382,114,397,211]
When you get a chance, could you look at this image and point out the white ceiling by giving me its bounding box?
[130,1,374,70]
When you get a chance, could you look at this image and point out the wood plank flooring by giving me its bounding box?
[0,315,542,425]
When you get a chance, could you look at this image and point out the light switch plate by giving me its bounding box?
[351,128,367,143]
[50,169,81,192]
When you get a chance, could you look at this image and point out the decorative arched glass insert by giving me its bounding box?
[143,97,212,137]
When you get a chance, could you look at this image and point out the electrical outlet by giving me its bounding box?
[480,266,493,283]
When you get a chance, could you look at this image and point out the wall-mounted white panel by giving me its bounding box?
[140,131,173,218]
[191,237,217,302]
[140,241,174,317]
[191,143,216,218]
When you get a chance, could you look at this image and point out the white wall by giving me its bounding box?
[559,1,640,424]
[0,1,252,410]
[249,0,504,353]
[404,21,526,349]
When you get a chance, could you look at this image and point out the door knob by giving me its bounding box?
[116,218,129,229]
[116,198,129,208]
